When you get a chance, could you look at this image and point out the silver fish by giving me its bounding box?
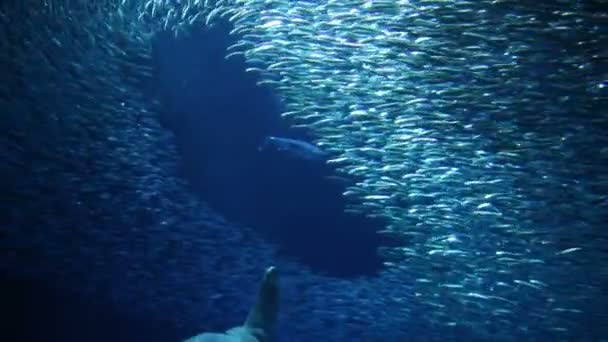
[258,136,328,161]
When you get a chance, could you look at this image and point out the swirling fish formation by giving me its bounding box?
[221,0,607,336]
[2,0,606,340]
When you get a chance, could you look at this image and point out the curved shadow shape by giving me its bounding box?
[153,21,392,278]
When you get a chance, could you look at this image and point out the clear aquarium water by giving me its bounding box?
[1,1,607,341]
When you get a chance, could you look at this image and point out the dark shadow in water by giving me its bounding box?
[0,275,182,341]
[153,20,395,277]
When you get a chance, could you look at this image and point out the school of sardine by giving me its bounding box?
[2,0,606,340]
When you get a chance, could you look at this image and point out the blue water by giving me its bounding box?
[2,20,391,341]
[2,5,607,342]
[153,22,389,278]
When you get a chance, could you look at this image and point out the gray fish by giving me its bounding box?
[258,136,328,161]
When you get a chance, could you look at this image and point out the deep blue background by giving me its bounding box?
[5,6,606,340]
[3,20,391,341]
[153,20,389,278]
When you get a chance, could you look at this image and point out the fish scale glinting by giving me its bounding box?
[2,0,606,340]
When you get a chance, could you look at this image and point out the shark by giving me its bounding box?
[183,267,279,342]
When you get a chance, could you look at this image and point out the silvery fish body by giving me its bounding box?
[2,0,607,341]
[259,136,328,161]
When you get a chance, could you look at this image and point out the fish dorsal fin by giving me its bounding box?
[243,266,279,341]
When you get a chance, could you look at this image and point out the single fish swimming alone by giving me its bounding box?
[258,136,328,161]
